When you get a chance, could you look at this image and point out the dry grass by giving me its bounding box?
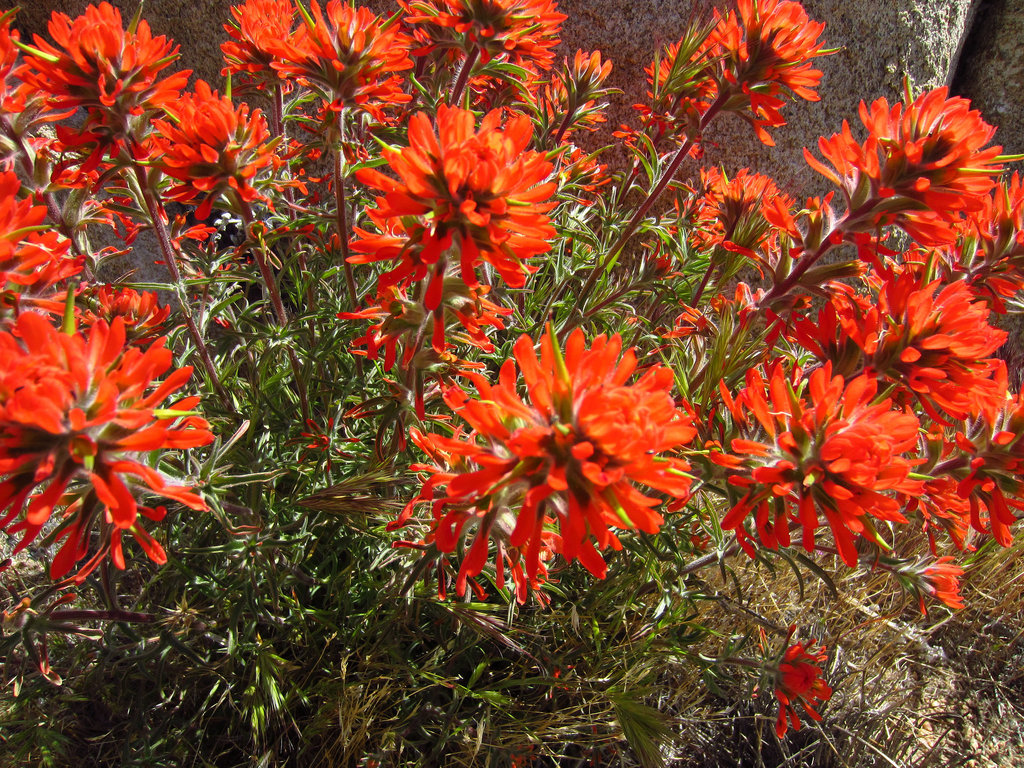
[647,533,1024,768]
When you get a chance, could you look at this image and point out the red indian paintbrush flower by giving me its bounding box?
[539,50,613,141]
[150,80,275,219]
[710,0,829,145]
[221,0,297,87]
[0,313,213,581]
[950,173,1024,308]
[352,105,556,311]
[805,86,1005,245]
[773,631,832,738]
[395,327,696,602]
[947,384,1024,548]
[267,0,412,118]
[79,285,172,346]
[17,2,190,164]
[795,272,1008,424]
[920,556,965,611]
[715,362,923,566]
[628,31,718,147]
[689,166,793,259]
[402,0,566,72]
[0,171,80,316]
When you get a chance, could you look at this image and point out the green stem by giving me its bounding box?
[571,91,730,322]
[238,199,311,423]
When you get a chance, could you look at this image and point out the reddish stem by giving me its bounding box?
[131,163,234,411]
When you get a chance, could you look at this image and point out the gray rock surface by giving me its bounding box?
[954,0,1024,164]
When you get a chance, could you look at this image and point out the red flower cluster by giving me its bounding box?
[0,313,213,580]
[629,33,718,145]
[773,633,832,737]
[79,285,172,346]
[806,87,1004,244]
[221,0,297,88]
[715,363,923,565]
[150,80,275,219]
[351,105,556,310]
[395,328,696,601]
[0,171,79,317]
[950,389,1024,548]
[402,0,566,72]
[539,50,613,142]
[796,273,1007,424]
[952,173,1024,307]
[709,0,829,144]
[268,0,412,117]
[18,2,189,161]
[629,0,828,146]
[689,166,793,260]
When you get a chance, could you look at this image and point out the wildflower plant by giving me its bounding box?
[1,1,1023,764]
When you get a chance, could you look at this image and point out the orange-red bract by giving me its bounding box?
[715,363,923,566]
[395,328,696,602]
[17,2,189,161]
[805,86,1004,245]
[150,80,275,219]
[352,105,556,311]
[773,634,832,737]
[0,313,213,581]
[267,0,412,118]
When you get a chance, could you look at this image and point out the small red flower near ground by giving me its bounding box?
[715,362,923,565]
[773,632,832,738]
[0,313,213,581]
[396,327,696,601]
[920,556,965,611]
[150,80,275,219]
[351,105,556,310]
